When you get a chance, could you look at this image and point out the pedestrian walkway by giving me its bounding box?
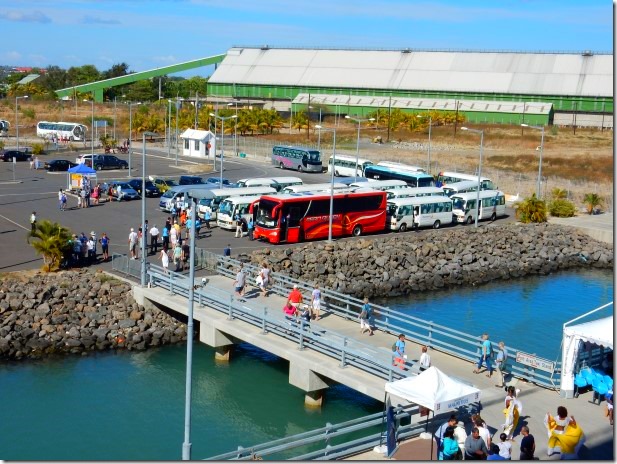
[133,269,614,460]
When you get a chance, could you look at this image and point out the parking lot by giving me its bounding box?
[0,145,514,273]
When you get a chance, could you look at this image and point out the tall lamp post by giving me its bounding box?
[83,98,94,153]
[209,113,237,187]
[417,114,432,173]
[15,95,29,151]
[140,131,157,287]
[227,101,238,156]
[167,99,173,158]
[175,96,181,166]
[128,102,141,175]
[345,115,375,181]
[521,124,545,199]
[461,127,484,228]
[315,125,337,242]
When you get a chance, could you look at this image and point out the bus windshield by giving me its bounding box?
[256,199,279,228]
[387,203,398,216]
[308,151,320,162]
[199,198,213,208]
[452,198,466,210]
[218,200,233,216]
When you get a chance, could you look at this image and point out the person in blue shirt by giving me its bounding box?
[248,218,255,241]
[393,333,406,369]
[204,210,211,229]
[473,333,494,378]
[223,244,231,257]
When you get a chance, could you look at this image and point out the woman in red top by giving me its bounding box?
[287,284,303,308]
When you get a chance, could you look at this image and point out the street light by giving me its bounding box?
[417,114,432,173]
[140,131,157,288]
[209,113,237,187]
[167,99,172,158]
[15,95,28,151]
[461,127,484,228]
[315,125,337,242]
[175,96,181,166]
[521,124,545,199]
[83,98,94,153]
[345,115,375,181]
[227,101,238,156]
[128,102,141,175]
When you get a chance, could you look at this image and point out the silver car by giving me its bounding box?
[112,182,140,201]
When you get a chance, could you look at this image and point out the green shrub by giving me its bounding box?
[515,194,548,223]
[549,199,576,217]
[32,143,45,155]
[22,108,36,119]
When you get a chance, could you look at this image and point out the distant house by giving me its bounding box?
[179,129,216,159]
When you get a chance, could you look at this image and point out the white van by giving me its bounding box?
[441,180,482,197]
[217,195,262,230]
[351,179,408,191]
[385,186,447,200]
[451,190,506,224]
[387,195,453,231]
[159,185,216,211]
[282,183,348,194]
[198,186,276,220]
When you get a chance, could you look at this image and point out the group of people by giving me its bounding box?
[154,216,197,273]
[63,231,110,267]
[234,214,255,239]
[472,333,508,388]
[280,284,322,322]
[29,156,41,170]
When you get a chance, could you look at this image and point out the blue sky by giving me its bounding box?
[3,0,612,76]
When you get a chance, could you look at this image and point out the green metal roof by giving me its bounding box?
[55,54,226,101]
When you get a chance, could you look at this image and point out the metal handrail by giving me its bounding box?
[205,406,423,461]
[203,251,561,388]
[147,266,415,382]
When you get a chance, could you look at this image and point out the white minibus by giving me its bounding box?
[437,171,496,190]
[327,154,373,177]
[197,186,277,220]
[235,176,303,191]
[377,161,426,173]
[387,196,453,232]
[441,180,481,197]
[159,185,216,212]
[217,195,263,230]
[451,190,506,224]
[351,179,408,191]
[385,186,447,200]
[282,183,348,194]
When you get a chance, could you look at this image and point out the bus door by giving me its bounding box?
[283,206,303,242]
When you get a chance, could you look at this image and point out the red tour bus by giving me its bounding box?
[252,190,387,244]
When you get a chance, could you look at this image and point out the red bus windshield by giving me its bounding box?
[253,192,386,244]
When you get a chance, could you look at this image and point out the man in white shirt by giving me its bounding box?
[419,346,431,371]
[149,224,160,254]
[128,228,138,259]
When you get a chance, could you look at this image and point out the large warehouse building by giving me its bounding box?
[207,47,613,128]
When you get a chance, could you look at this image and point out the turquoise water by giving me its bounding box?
[1,269,612,460]
[382,268,614,360]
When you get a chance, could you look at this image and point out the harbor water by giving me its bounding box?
[1,269,612,460]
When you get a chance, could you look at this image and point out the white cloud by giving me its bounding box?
[0,10,51,23]
[152,55,178,64]
[82,15,121,25]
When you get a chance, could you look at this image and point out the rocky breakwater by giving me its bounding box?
[249,223,613,299]
[0,269,187,360]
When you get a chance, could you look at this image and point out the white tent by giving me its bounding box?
[560,313,614,398]
[385,366,481,413]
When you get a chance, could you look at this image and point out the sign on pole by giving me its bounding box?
[515,351,555,373]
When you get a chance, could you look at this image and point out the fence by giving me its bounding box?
[201,250,561,389]
[111,249,216,281]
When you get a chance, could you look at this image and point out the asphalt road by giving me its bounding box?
[0,146,515,273]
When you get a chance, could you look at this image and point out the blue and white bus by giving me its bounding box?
[272,145,323,173]
[363,164,435,188]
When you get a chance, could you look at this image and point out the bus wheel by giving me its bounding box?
[399,223,407,232]
[466,216,473,225]
[69,136,74,142]
[490,212,497,221]
[433,220,441,229]
[297,165,303,172]
[352,225,362,237]
[279,162,284,169]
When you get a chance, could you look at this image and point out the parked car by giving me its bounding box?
[127,178,160,197]
[80,154,128,171]
[151,178,178,193]
[179,175,204,185]
[206,177,231,186]
[110,182,140,201]
[2,149,31,162]
[44,159,77,172]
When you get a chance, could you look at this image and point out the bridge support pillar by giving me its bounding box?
[304,390,325,409]
[215,345,233,362]
[289,362,330,409]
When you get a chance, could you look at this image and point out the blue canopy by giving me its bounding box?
[68,163,96,174]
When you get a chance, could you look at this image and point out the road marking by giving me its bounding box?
[0,192,58,197]
[0,213,29,231]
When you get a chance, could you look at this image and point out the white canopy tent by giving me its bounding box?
[560,307,613,399]
[385,366,481,412]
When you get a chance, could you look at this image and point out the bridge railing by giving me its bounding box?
[205,405,424,460]
[200,251,561,389]
[147,265,416,382]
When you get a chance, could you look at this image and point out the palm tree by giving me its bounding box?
[515,194,548,223]
[551,188,567,200]
[30,220,72,271]
[583,193,602,215]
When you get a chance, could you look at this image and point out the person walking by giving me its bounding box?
[259,262,270,297]
[234,263,247,299]
[359,297,374,335]
[393,333,406,368]
[235,214,244,238]
[173,241,182,272]
[473,333,494,378]
[61,190,67,211]
[494,341,508,387]
[311,284,321,320]
[58,189,64,210]
[162,222,170,251]
[204,209,211,229]
[86,235,96,263]
[128,228,138,260]
[159,246,169,274]
[248,217,254,240]
[29,211,37,240]
[100,233,110,261]
[287,284,303,309]
[419,345,431,371]
[181,239,190,271]
[149,224,160,255]
[223,244,231,257]
[519,426,535,460]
